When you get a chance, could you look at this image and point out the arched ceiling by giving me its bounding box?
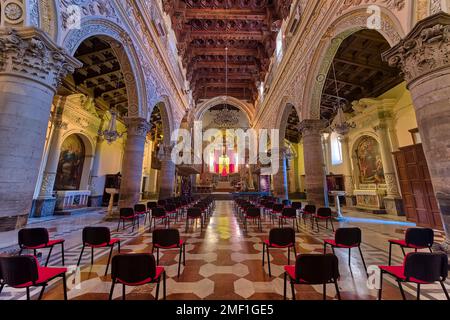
[163,0,293,103]
[320,29,403,121]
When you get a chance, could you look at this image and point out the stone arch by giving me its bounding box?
[61,18,147,119]
[152,95,175,146]
[194,96,254,125]
[275,96,300,144]
[302,6,405,120]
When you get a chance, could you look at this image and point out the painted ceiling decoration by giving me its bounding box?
[163,0,294,103]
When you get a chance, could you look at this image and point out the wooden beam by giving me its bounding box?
[184,8,267,20]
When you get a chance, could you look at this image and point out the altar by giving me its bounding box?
[55,190,91,213]
[354,189,386,213]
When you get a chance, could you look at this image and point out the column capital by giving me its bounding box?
[298,119,327,136]
[382,12,450,85]
[124,117,151,137]
[0,27,82,91]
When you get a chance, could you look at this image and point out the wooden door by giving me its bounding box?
[394,144,442,229]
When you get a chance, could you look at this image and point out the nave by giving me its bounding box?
[1,201,448,301]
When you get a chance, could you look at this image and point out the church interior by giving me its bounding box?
[0,0,450,303]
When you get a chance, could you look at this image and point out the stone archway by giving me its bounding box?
[194,96,254,126]
[303,7,405,120]
[62,18,147,119]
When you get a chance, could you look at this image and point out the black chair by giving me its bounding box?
[314,207,334,232]
[165,204,178,222]
[378,252,449,300]
[77,227,120,276]
[302,204,316,227]
[243,207,262,232]
[388,228,434,265]
[150,207,169,230]
[324,228,367,273]
[134,204,149,225]
[109,254,166,300]
[271,204,284,222]
[263,228,297,277]
[279,208,299,232]
[284,254,340,300]
[117,208,137,232]
[147,201,158,213]
[18,228,65,266]
[157,200,167,207]
[186,208,203,232]
[0,256,67,300]
[152,228,186,278]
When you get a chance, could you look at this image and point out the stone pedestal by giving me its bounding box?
[383,12,450,247]
[0,28,80,231]
[118,118,150,209]
[299,119,327,206]
[159,144,176,200]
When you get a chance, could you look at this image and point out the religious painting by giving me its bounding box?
[54,135,85,191]
[355,136,385,185]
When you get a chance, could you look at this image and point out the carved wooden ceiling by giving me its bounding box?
[163,0,293,103]
[67,37,129,116]
[320,30,403,120]
[285,106,300,144]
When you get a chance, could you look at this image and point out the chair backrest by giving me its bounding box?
[246,207,260,218]
[0,256,39,287]
[317,207,332,218]
[157,200,167,206]
[405,228,434,247]
[165,204,177,212]
[82,227,111,246]
[303,205,316,214]
[152,207,166,218]
[187,208,202,218]
[18,228,50,247]
[291,202,302,210]
[282,199,291,206]
[282,208,297,218]
[404,252,448,282]
[120,207,134,218]
[134,204,146,213]
[152,228,180,247]
[295,254,340,284]
[269,228,295,247]
[111,254,156,283]
[335,228,362,247]
[147,202,157,210]
[265,202,274,209]
[272,204,284,212]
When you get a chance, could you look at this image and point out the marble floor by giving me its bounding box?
[0,201,448,300]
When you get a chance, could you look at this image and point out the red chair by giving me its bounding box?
[165,203,178,223]
[152,228,186,278]
[186,207,203,232]
[279,208,299,232]
[324,227,367,273]
[77,227,120,276]
[313,207,335,232]
[263,228,297,277]
[301,204,316,227]
[243,207,262,232]
[109,254,166,300]
[388,228,433,265]
[378,252,449,300]
[134,204,149,225]
[284,254,341,300]
[150,207,170,230]
[271,204,284,224]
[117,207,138,232]
[18,228,65,266]
[0,256,67,300]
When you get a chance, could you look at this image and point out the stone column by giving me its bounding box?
[299,119,328,206]
[118,118,150,208]
[88,136,105,207]
[34,105,68,217]
[339,135,356,206]
[272,148,288,199]
[158,144,176,200]
[0,28,80,231]
[383,12,450,248]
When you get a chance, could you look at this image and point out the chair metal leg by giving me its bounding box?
[266,245,271,277]
[155,277,160,300]
[440,281,450,300]
[38,285,46,300]
[118,241,121,253]
[163,271,167,300]
[323,242,327,254]
[334,280,341,300]
[18,248,23,256]
[293,245,297,259]
[91,247,94,265]
[122,284,126,300]
[358,246,367,274]
[105,246,114,276]
[109,279,116,300]
[283,272,287,300]
[61,243,65,266]
[288,247,290,265]
[45,245,54,267]
[0,283,4,295]
[417,283,421,300]
[178,246,182,278]
[156,248,160,265]
[348,248,351,267]
[183,243,186,266]
[401,246,406,257]
[378,271,384,300]
[330,219,335,231]
[290,281,296,301]
[388,242,392,266]
[62,274,68,300]
[398,281,406,300]
[117,219,120,232]
[262,243,265,266]
[26,287,30,300]
[77,245,85,266]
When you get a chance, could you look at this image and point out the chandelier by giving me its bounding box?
[98,108,123,144]
[329,61,355,135]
